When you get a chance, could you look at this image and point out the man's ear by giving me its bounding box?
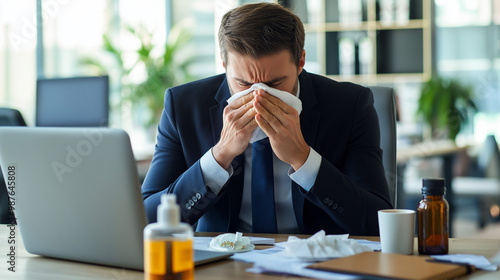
[221,53,226,69]
[298,50,305,75]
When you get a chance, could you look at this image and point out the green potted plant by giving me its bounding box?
[416,76,478,142]
[82,23,193,128]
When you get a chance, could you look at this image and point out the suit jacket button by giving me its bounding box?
[189,200,194,206]
[185,203,191,210]
[195,193,202,199]
[332,203,338,210]
[192,195,198,202]
[323,197,331,205]
[337,206,344,213]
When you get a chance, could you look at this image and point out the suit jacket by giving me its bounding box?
[141,70,392,235]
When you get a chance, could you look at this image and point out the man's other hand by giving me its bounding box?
[253,89,309,171]
[213,93,258,170]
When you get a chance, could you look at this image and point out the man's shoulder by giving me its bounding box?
[170,73,226,93]
[302,71,371,101]
[164,74,228,106]
[307,72,367,91]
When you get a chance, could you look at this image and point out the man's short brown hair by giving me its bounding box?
[218,3,305,67]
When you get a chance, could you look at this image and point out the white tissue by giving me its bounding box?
[277,230,373,261]
[209,232,252,251]
[226,83,302,143]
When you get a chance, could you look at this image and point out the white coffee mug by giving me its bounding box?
[378,209,415,255]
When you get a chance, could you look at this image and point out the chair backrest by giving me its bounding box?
[0,107,26,224]
[369,86,397,208]
[477,134,500,180]
[0,107,27,126]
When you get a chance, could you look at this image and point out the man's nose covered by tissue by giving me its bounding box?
[226,83,303,143]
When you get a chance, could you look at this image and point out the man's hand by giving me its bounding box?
[213,93,258,170]
[253,89,310,171]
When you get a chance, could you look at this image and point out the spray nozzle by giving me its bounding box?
[161,193,176,205]
[158,193,180,227]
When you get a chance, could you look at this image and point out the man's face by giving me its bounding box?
[224,49,305,96]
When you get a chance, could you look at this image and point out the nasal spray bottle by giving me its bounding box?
[144,194,194,280]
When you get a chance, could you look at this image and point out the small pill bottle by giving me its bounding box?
[144,194,194,280]
[417,178,449,255]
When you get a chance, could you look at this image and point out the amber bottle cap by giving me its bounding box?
[422,178,446,196]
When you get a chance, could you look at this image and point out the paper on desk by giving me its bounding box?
[233,247,359,279]
[232,236,379,279]
[193,236,275,251]
[432,254,499,271]
[248,258,359,279]
[356,239,381,251]
[492,250,500,266]
[247,236,276,245]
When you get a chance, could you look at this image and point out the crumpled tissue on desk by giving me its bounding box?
[233,231,377,279]
[274,230,373,261]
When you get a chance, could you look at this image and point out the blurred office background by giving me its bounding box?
[1,0,500,237]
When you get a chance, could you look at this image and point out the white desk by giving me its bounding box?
[1,228,499,279]
[397,139,472,164]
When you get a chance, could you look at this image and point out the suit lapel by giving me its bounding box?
[298,71,320,147]
[207,77,245,231]
[293,71,321,233]
[227,154,245,232]
[209,77,231,145]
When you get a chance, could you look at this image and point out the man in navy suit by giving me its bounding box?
[141,3,392,235]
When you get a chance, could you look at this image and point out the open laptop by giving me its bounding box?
[0,127,232,270]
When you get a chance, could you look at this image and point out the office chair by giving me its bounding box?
[453,134,500,227]
[369,87,397,208]
[0,107,26,224]
[0,107,27,126]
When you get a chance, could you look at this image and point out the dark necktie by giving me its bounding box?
[251,138,277,233]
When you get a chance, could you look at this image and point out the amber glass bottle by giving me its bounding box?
[417,178,449,255]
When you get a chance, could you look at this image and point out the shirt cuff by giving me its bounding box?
[200,148,232,195]
[289,147,321,192]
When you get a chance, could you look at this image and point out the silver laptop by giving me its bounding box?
[0,127,232,270]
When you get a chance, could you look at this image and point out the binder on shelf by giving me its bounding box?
[306,0,321,24]
[395,0,410,25]
[338,37,355,76]
[380,0,395,26]
[381,0,410,26]
[338,0,362,25]
[358,37,372,75]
